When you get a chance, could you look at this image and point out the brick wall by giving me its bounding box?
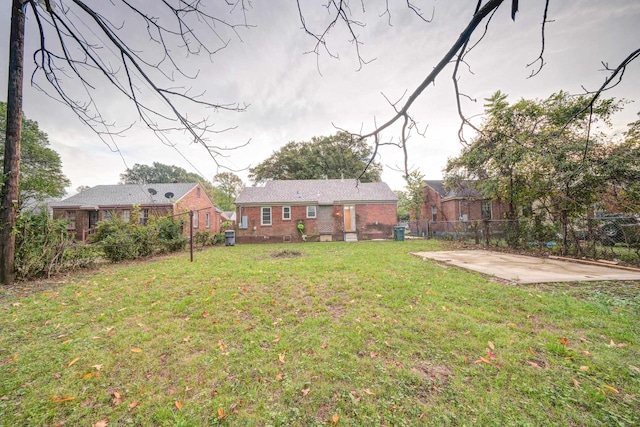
[174,184,221,235]
[235,203,397,243]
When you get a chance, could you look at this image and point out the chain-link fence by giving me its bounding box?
[411,216,640,267]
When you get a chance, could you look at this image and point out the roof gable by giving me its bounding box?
[424,180,483,199]
[51,183,199,208]
[236,179,398,205]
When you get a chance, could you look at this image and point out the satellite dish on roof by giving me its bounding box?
[164,192,174,199]
[148,188,157,195]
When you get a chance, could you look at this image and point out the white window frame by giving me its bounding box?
[481,200,492,220]
[193,210,199,228]
[122,210,130,223]
[282,206,291,220]
[140,209,149,226]
[205,212,210,228]
[431,206,437,222]
[261,207,272,226]
[306,205,317,219]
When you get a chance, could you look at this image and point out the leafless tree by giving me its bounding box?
[296,0,640,178]
[2,0,251,284]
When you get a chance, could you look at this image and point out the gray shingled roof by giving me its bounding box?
[424,180,482,199]
[235,179,397,205]
[51,183,198,208]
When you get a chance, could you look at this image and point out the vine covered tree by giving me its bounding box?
[249,132,382,185]
[120,162,216,200]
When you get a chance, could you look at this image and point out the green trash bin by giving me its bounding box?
[394,226,405,241]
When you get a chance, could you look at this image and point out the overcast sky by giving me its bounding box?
[1,1,639,193]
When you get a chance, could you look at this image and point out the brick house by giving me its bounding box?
[422,180,510,223]
[51,183,221,240]
[234,179,398,243]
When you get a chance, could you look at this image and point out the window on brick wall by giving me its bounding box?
[205,213,210,228]
[261,207,272,226]
[481,201,492,220]
[306,205,317,219]
[66,211,76,229]
[122,210,130,223]
[431,206,437,222]
[140,209,149,225]
[282,206,291,220]
[193,211,199,228]
[104,210,114,221]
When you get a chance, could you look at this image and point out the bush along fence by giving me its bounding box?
[423,217,640,267]
[12,209,231,281]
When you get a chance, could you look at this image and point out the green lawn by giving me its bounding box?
[1,240,639,426]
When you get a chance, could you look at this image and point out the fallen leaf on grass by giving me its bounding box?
[130,348,142,353]
[603,385,619,394]
[218,340,227,351]
[488,341,495,350]
[51,396,75,402]
[321,342,327,349]
[609,340,627,348]
[128,400,138,410]
[217,407,227,419]
[559,337,569,346]
[580,350,591,357]
[463,330,470,335]
[331,413,339,425]
[81,372,96,380]
[278,353,286,363]
[92,420,108,427]
[579,366,589,372]
[275,373,283,381]
[67,358,80,367]
[486,349,496,359]
[527,361,541,369]
[572,378,581,388]
[92,364,103,371]
[474,357,492,365]
[363,388,373,395]
[630,365,640,374]
[441,306,450,312]
[175,400,182,410]
[273,334,280,342]
[302,388,310,397]
[112,391,123,406]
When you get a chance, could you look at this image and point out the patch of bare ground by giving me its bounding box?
[411,361,453,402]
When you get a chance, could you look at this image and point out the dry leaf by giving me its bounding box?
[92,420,108,427]
[474,357,492,365]
[278,353,285,363]
[202,311,209,318]
[579,366,589,371]
[463,330,470,335]
[441,306,450,311]
[217,407,227,419]
[128,400,138,411]
[363,388,373,395]
[488,341,495,350]
[112,391,123,406]
[331,413,340,425]
[81,372,95,380]
[630,365,640,374]
[175,400,182,410]
[130,348,142,353]
[559,337,569,346]
[572,378,581,388]
[273,334,280,342]
[486,349,496,359]
[92,364,103,371]
[218,340,227,351]
[321,342,327,349]
[51,395,75,402]
[275,373,283,380]
[603,385,620,394]
[384,341,392,348]
[527,361,541,369]
[302,388,310,397]
[580,350,591,357]
[67,358,80,367]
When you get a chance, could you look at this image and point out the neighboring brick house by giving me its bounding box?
[235,179,398,243]
[422,180,510,223]
[51,183,221,240]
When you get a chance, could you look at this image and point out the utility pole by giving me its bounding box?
[1,0,26,285]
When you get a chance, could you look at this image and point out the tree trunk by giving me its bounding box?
[1,0,26,285]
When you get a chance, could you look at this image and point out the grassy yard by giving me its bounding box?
[1,240,639,426]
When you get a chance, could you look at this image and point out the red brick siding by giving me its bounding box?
[174,184,221,235]
[236,203,397,243]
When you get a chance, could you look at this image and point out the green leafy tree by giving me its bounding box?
[445,91,622,250]
[119,162,216,200]
[249,132,382,184]
[213,172,244,211]
[395,190,410,221]
[0,101,70,207]
[404,170,425,233]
